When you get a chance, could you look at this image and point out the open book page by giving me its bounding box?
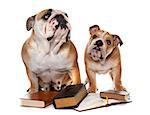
[75,93,106,111]
[75,93,131,112]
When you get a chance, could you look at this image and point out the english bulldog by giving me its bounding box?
[22,9,81,94]
[84,25,126,93]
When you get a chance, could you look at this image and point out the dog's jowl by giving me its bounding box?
[22,9,81,94]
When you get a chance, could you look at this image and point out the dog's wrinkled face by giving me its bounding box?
[88,25,123,65]
[26,9,71,41]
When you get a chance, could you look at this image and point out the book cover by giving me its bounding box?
[100,90,130,101]
[53,84,87,109]
[20,91,59,108]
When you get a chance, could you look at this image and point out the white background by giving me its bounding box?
[0,0,150,114]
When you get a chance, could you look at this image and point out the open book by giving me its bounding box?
[74,93,131,112]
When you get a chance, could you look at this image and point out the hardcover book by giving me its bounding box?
[53,84,87,109]
[20,91,59,108]
[100,90,130,101]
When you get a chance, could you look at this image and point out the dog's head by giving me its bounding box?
[26,9,71,41]
[88,25,123,64]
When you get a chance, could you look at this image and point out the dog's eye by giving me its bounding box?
[106,40,111,45]
[93,35,97,39]
[43,14,50,20]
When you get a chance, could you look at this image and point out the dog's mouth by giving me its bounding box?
[47,34,54,41]
[89,46,106,64]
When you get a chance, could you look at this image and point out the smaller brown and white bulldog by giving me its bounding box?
[22,9,81,94]
[84,25,126,93]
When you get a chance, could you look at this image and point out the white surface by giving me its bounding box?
[0,0,150,114]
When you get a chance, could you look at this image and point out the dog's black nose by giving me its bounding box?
[96,40,103,47]
[54,14,68,29]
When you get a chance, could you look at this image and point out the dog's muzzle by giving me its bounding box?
[93,40,103,51]
[53,14,68,29]
[95,40,103,47]
[89,40,105,62]
[46,14,69,41]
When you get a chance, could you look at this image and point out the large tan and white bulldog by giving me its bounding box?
[22,9,81,94]
[84,25,126,93]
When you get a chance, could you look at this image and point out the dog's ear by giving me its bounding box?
[89,25,100,35]
[26,15,36,31]
[113,35,123,46]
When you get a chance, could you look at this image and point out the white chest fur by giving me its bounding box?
[89,60,116,74]
[28,40,73,75]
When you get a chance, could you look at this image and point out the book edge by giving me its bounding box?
[100,90,129,95]
[20,99,45,108]
[53,86,87,109]
[100,92,130,101]
[74,100,132,112]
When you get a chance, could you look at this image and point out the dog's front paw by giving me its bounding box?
[43,86,50,92]
[41,84,50,92]
[87,86,97,93]
[115,85,126,91]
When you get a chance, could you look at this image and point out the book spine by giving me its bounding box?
[100,92,126,101]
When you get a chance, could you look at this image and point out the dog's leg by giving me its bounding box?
[62,74,72,86]
[110,64,126,91]
[84,77,89,85]
[26,66,39,94]
[86,67,96,93]
[69,63,81,84]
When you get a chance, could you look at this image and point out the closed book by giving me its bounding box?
[53,84,87,109]
[20,91,59,108]
[100,90,130,101]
